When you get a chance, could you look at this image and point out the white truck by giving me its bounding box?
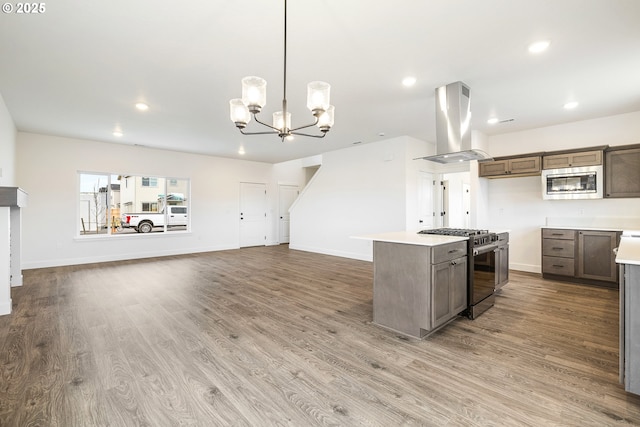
[121,206,188,233]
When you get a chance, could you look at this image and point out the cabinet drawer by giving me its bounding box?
[542,239,575,258]
[542,228,576,240]
[543,256,575,276]
[432,242,467,264]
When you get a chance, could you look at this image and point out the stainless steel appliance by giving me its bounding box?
[418,228,498,319]
[414,81,492,164]
[542,165,603,200]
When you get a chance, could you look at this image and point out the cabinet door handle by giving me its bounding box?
[552,247,564,250]
[553,264,564,268]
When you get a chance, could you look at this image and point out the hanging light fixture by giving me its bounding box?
[229,0,335,141]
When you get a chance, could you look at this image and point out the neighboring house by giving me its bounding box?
[79,183,120,233]
[119,176,188,214]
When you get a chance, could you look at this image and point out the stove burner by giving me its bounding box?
[417,228,489,237]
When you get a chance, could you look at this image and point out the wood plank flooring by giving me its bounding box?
[1,245,640,426]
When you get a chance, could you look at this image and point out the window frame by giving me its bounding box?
[77,171,190,238]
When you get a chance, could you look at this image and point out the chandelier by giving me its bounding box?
[229,0,335,141]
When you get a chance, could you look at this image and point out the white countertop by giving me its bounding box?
[542,225,626,232]
[616,235,640,265]
[353,231,468,247]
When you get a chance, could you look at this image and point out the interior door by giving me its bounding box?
[278,184,299,244]
[462,183,471,229]
[417,172,434,230]
[240,182,266,248]
[441,180,449,228]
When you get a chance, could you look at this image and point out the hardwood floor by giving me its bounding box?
[1,245,639,426]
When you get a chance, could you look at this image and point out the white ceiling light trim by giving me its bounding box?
[528,40,551,54]
[402,76,417,87]
[564,101,579,110]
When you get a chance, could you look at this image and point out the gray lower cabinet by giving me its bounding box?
[542,228,576,277]
[577,230,619,282]
[431,256,467,330]
[620,263,640,395]
[373,240,467,338]
[542,228,620,285]
[495,232,509,290]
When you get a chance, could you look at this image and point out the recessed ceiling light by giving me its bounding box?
[113,131,123,137]
[402,77,416,87]
[487,118,499,125]
[528,40,551,54]
[564,101,579,110]
[238,147,245,155]
[135,102,149,111]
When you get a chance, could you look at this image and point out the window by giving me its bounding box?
[141,202,159,212]
[141,177,158,187]
[78,173,189,236]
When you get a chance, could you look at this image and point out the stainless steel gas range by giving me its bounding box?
[418,228,500,319]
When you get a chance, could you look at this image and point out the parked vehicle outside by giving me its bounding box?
[121,206,188,233]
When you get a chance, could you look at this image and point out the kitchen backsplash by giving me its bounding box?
[546,216,640,230]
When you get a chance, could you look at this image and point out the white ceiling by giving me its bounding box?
[2,0,639,163]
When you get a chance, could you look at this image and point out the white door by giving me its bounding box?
[417,172,434,230]
[240,182,266,247]
[278,184,299,244]
[441,180,449,228]
[462,183,471,229]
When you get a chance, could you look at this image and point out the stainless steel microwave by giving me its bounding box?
[541,165,603,200]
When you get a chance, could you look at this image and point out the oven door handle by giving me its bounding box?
[472,244,498,256]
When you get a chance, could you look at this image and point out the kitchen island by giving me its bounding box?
[356,232,468,339]
[616,232,640,396]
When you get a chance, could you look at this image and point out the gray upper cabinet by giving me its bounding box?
[605,145,640,198]
[479,156,541,178]
[542,149,603,169]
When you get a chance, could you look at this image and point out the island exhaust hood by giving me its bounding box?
[415,81,492,164]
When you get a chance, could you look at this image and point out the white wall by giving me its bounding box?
[16,132,308,268]
[289,136,431,261]
[0,93,17,186]
[0,94,17,315]
[483,111,640,273]
[13,110,640,272]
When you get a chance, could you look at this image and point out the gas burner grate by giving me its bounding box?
[418,228,489,237]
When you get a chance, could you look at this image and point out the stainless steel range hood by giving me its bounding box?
[416,81,492,164]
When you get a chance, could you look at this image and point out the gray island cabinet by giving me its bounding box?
[359,232,468,339]
[616,234,640,396]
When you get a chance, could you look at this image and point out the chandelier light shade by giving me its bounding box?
[241,76,267,113]
[229,0,335,141]
[229,99,251,127]
[307,81,331,113]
